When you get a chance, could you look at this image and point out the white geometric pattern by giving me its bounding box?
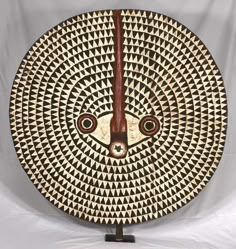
[9,10,227,224]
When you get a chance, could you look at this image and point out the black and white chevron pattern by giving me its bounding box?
[9,10,227,224]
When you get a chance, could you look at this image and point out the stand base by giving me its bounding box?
[105,234,135,243]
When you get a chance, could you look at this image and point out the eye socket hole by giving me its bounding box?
[144,121,155,131]
[139,116,160,136]
[77,114,97,133]
[82,118,92,129]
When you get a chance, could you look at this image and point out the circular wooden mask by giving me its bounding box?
[10,10,227,224]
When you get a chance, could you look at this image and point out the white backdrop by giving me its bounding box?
[0,0,236,248]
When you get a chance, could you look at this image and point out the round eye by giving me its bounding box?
[77,114,97,133]
[139,116,160,136]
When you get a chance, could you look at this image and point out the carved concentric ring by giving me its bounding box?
[9,10,227,224]
[77,113,97,133]
[139,116,160,136]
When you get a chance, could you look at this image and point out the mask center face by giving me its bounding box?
[77,113,160,150]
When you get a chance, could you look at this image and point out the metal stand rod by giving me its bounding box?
[105,223,135,243]
[115,223,123,241]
